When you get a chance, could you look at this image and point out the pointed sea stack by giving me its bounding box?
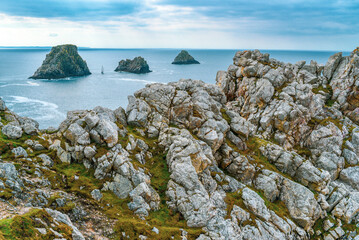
[115,56,151,74]
[172,50,200,64]
[30,44,91,79]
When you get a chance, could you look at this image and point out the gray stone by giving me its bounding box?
[91,189,103,201]
[84,146,96,159]
[332,192,359,223]
[38,154,54,167]
[105,176,133,199]
[95,119,118,147]
[340,166,359,191]
[2,124,23,139]
[0,98,6,111]
[280,179,321,229]
[323,52,342,80]
[242,188,271,221]
[12,147,28,158]
[45,208,85,240]
[152,227,159,234]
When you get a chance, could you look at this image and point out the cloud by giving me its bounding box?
[159,0,359,36]
[0,0,358,50]
[0,0,140,20]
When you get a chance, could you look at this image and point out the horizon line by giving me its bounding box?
[0,46,353,52]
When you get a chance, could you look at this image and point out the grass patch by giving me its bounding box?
[0,209,72,240]
[308,117,343,130]
[221,108,231,124]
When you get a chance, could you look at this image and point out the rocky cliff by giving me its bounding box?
[30,44,91,80]
[1,49,359,239]
[172,50,200,64]
[115,56,151,74]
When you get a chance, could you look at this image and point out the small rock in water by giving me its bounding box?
[172,50,200,64]
[30,44,91,79]
[115,56,151,74]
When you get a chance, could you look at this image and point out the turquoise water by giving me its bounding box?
[0,48,350,128]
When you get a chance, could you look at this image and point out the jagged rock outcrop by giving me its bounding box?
[30,44,91,79]
[0,100,39,139]
[115,56,151,74]
[172,50,200,64]
[2,48,359,240]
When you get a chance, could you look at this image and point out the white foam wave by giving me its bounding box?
[8,96,66,122]
[0,81,40,88]
[10,96,59,109]
[117,78,157,84]
[26,81,40,86]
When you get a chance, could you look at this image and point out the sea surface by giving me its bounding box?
[0,48,351,128]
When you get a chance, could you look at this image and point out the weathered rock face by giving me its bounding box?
[212,48,359,239]
[3,48,359,240]
[115,56,151,74]
[30,44,91,79]
[0,100,39,139]
[172,50,200,64]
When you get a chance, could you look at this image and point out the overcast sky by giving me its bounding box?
[0,0,358,50]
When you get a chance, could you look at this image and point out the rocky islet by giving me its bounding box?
[30,47,204,80]
[30,44,91,80]
[172,50,200,64]
[1,49,359,239]
[114,56,151,74]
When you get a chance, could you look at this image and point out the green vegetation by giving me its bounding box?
[221,108,231,124]
[0,209,72,240]
[255,189,291,220]
[293,145,312,158]
[308,117,343,130]
[312,84,335,107]
[110,126,204,239]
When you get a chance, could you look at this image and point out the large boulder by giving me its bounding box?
[172,50,200,64]
[45,208,85,240]
[2,123,23,139]
[30,44,91,79]
[115,56,151,74]
[340,166,359,191]
[280,179,322,230]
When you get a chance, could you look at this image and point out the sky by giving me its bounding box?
[0,0,358,50]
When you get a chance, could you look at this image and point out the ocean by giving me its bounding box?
[0,48,350,129]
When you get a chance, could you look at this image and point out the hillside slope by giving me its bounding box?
[1,49,359,239]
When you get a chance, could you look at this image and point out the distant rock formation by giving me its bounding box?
[30,44,91,80]
[115,56,151,74]
[172,50,200,64]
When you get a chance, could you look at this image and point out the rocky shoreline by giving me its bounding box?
[1,49,359,239]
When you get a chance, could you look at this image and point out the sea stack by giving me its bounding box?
[30,44,91,79]
[115,56,151,74]
[172,50,200,64]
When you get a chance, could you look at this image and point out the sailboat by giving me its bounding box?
[101,66,104,74]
